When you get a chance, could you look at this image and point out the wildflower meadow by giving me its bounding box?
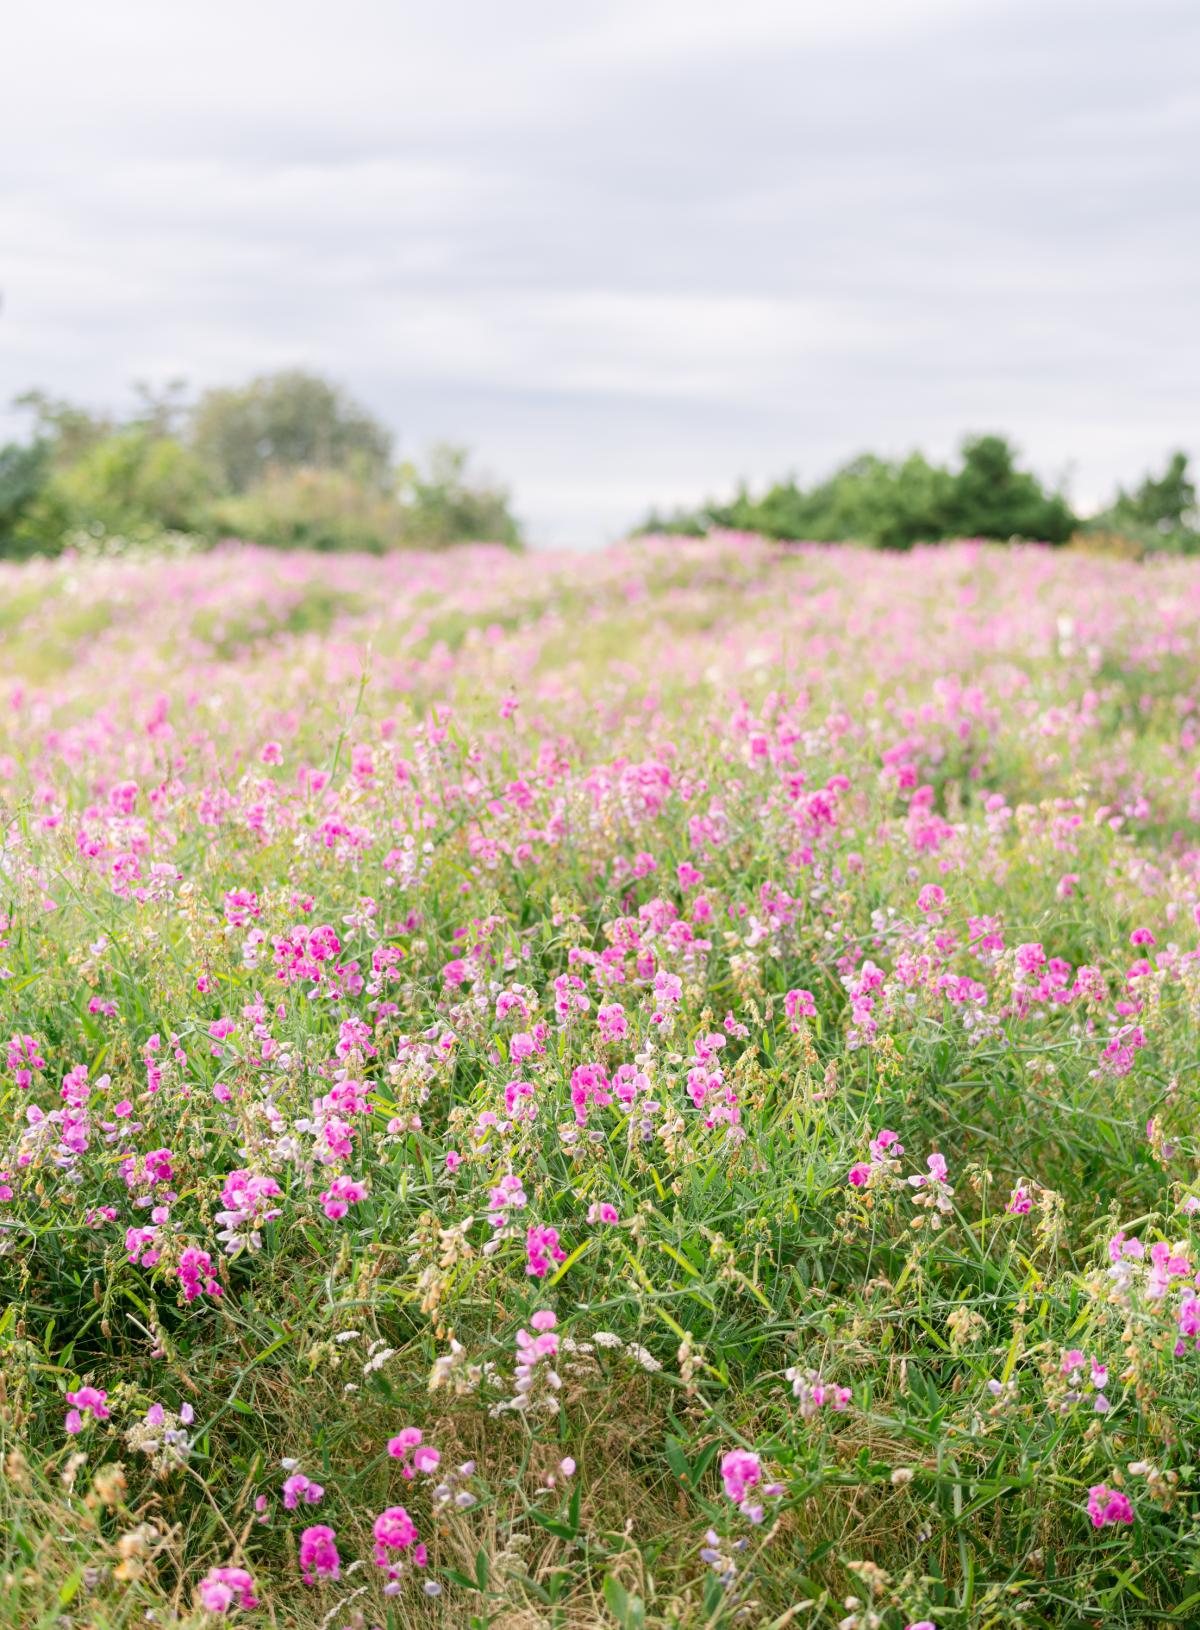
[6,534,1200,1630]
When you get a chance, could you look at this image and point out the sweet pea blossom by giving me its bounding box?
[298,1524,340,1583]
[197,1566,259,1613]
[387,1426,441,1478]
[282,1473,324,1508]
[720,1448,762,1504]
[65,1385,110,1435]
[1087,1485,1134,1528]
[319,1174,368,1220]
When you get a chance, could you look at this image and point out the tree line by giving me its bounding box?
[0,371,523,557]
[638,435,1198,554]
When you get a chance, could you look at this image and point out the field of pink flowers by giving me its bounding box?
[4,535,1200,1630]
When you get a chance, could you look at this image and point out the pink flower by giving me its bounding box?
[909,1152,949,1186]
[6,1032,45,1089]
[1006,1183,1032,1214]
[197,1566,259,1613]
[526,1223,567,1277]
[784,989,816,1029]
[720,1448,762,1505]
[1087,1485,1134,1528]
[178,1246,222,1302]
[372,1504,421,1565]
[298,1524,340,1583]
[282,1473,324,1509]
[847,1162,870,1187]
[917,884,945,912]
[596,1002,628,1042]
[64,1386,110,1434]
[387,1426,440,1479]
[319,1174,368,1220]
[869,1128,903,1162]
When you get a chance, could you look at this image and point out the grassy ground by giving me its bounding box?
[4,535,1200,1629]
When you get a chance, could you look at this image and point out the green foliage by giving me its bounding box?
[190,369,393,493]
[210,444,522,554]
[946,433,1076,543]
[1082,450,1200,557]
[1114,449,1196,532]
[396,442,523,550]
[51,428,214,539]
[0,439,53,557]
[646,433,1078,548]
[0,373,524,557]
[210,466,405,555]
[13,389,112,466]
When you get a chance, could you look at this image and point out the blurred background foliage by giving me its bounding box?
[639,434,1199,556]
[0,370,523,557]
[3,369,1196,559]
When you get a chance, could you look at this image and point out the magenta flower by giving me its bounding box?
[526,1222,567,1278]
[372,1504,421,1565]
[298,1523,340,1583]
[784,988,816,1029]
[178,1246,222,1302]
[282,1472,324,1509]
[64,1385,110,1435]
[197,1566,259,1613]
[319,1174,368,1220]
[720,1448,762,1505]
[1087,1485,1134,1528]
[387,1426,441,1479]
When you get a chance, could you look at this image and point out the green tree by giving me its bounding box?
[636,435,1076,548]
[1113,450,1195,533]
[945,434,1076,544]
[13,390,112,467]
[50,428,213,539]
[0,439,53,554]
[398,444,522,549]
[191,371,393,493]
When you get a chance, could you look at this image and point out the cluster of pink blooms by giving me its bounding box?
[785,1367,852,1417]
[178,1245,221,1302]
[526,1222,568,1277]
[196,1566,259,1614]
[387,1425,441,1478]
[281,1471,324,1508]
[214,1168,282,1255]
[8,537,1200,1615]
[719,1448,783,1524]
[319,1173,368,1220]
[1059,1348,1111,1414]
[6,1032,45,1090]
[297,1523,340,1583]
[1087,1484,1135,1528]
[847,1127,904,1188]
[64,1385,110,1435]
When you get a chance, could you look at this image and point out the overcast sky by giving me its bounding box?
[1,1,1197,548]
